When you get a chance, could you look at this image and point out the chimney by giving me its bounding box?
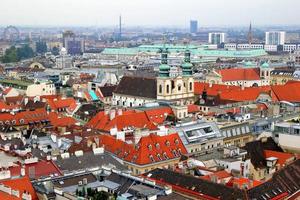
[24,98,29,106]
[20,165,26,177]
[210,175,218,183]
[117,108,123,116]
[249,180,253,188]
[241,84,245,90]
[109,109,116,120]
[83,178,87,185]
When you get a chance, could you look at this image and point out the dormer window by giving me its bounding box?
[163,152,168,159]
[174,139,179,145]
[149,155,155,162]
[172,150,178,157]
[148,144,152,150]
[178,148,182,155]
[165,140,170,147]
[155,143,160,149]
[157,154,162,161]
[132,155,137,163]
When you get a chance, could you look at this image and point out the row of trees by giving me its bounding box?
[1,45,34,63]
[0,41,61,63]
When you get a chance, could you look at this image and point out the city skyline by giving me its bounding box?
[0,0,300,27]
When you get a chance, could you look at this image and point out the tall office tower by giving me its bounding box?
[190,20,198,34]
[265,31,286,45]
[64,37,85,55]
[208,32,226,44]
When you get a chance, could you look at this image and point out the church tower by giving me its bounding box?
[156,45,194,105]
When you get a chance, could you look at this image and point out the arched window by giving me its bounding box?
[159,84,162,94]
[189,82,193,91]
[178,84,181,92]
[166,85,170,94]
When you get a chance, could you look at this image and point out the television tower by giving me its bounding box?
[247,21,253,44]
[119,15,122,41]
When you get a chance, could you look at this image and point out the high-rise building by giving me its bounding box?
[190,20,198,34]
[64,37,85,55]
[208,32,226,45]
[265,31,286,45]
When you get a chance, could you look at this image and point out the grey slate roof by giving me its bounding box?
[114,76,157,99]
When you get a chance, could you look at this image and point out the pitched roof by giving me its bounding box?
[46,97,77,111]
[114,76,157,99]
[0,108,77,128]
[0,176,38,200]
[144,107,174,124]
[48,112,77,128]
[9,160,62,179]
[217,68,261,81]
[264,150,295,167]
[194,82,240,96]
[99,133,187,165]
[226,177,262,189]
[219,86,271,102]
[244,137,283,169]
[99,85,117,97]
[200,170,232,181]
[271,81,300,103]
[86,110,157,132]
[144,168,246,199]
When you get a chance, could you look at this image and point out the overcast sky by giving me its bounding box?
[0,0,299,27]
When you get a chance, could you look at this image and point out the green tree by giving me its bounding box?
[1,46,19,63]
[36,41,48,54]
[17,44,34,60]
[52,46,60,56]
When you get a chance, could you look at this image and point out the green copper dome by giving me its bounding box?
[261,62,270,68]
[159,64,171,70]
[182,62,193,69]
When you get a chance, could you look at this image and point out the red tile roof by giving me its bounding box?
[47,97,77,111]
[0,108,77,128]
[194,82,240,95]
[0,100,20,111]
[48,112,77,128]
[2,87,12,95]
[144,107,173,124]
[0,176,38,200]
[0,108,48,126]
[217,68,261,82]
[219,86,271,102]
[271,81,300,103]
[9,160,62,179]
[200,170,232,181]
[187,104,200,113]
[99,133,187,165]
[87,110,157,132]
[226,177,262,189]
[264,150,295,167]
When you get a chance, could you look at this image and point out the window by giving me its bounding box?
[155,143,160,149]
[166,85,170,94]
[178,84,181,91]
[159,84,162,94]
[149,155,155,162]
[189,82,193,91]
